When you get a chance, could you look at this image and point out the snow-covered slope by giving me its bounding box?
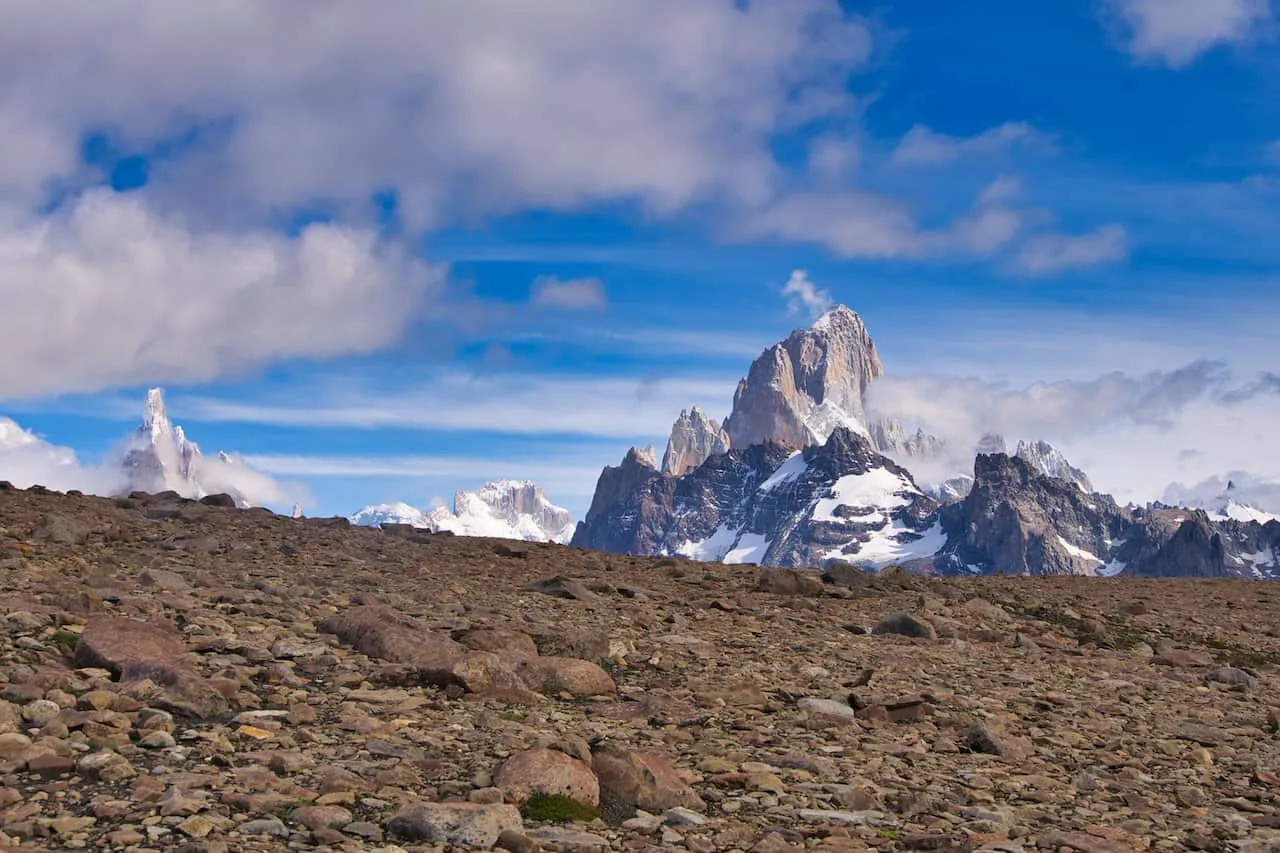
[351,481,576,543]
[348,502,432,528]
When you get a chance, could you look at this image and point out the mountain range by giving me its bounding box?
[572,306,1280,579]
[351,481,576,544]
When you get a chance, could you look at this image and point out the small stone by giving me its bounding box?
[240,818,289,837]
[139,730,177,749]
[496,829,542,853]
[21,699,62,726]
[177,815,216,838]
[797,697,859,724]
[291,804,353,830]
[663,807,708,827]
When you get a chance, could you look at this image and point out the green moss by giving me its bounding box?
[51,630,80,653]
[498,709,527,723]
[521,794,601,823]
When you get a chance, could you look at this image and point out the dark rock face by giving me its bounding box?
[928,454,1280,579]
[572,429,942,569]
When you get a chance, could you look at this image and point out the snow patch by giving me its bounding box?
[812,469,912,522]
[724,533,771,565]
[759,452,808,491]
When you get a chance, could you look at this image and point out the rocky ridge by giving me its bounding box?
[661,408,730,478]
[1,482,1279,852]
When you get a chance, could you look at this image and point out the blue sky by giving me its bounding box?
[1,0,1279,518]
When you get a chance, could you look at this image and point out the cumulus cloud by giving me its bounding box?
[1103,0,1272,67]
[530,276,608,312]
[1015,224,1128,275]
[781,270,833,318]
[0,190,441,399]
[0,418,123,494]
[0,1,871,222]
[891,122,1050,167]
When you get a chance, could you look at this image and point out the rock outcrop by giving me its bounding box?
[724,306,883,450]
[660,406,729,476]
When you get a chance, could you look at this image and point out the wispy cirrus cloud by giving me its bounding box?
[891,122,1052,167]
[530,276,608,312]
[1014,223,1129,275]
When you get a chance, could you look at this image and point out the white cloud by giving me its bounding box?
[0,417,122,494]
[1104,0,1272,67]
[781,270,833,318]
[530,276,608,312]
[0,1,871,223]
[865,360,1280,506]
[891,122,1049,167]
[0,189,441,399]
[1015,224,1128,275]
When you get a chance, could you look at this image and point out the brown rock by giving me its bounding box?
[755,569,823,596]
[74,617,189,679]
[593,745,704,823]
[458,628,538,657]
[318,605,466,684]
[496,748,600,806]
[291,804,353,830]
[517,657,615,697]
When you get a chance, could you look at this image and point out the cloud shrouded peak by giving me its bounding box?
[1104,0,1272,67]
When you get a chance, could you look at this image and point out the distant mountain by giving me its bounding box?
[350,480,576,544]
[575,305,1279,579]
[348,502,431,528]
[661,406,729,476]
[573,427,943,569]
[1162,473,1280,525]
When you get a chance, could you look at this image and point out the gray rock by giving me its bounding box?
[872,613,936,640]
[240,818,289,837]
[386,802,522,847]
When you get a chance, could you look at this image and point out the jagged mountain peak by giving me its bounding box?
[1013,440,1093,493]
[725,304,884,451]
[661,405,729,476]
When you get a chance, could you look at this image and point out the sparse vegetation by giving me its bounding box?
[520,794,602,823]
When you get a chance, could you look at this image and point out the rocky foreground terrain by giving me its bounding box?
[1,484,1279,853]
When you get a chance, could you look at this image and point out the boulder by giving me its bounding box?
[74,617,189,679]
[593,745,703,824]
[495,748,600,806]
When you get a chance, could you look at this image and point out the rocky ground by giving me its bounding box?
[0,484,1278,853]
